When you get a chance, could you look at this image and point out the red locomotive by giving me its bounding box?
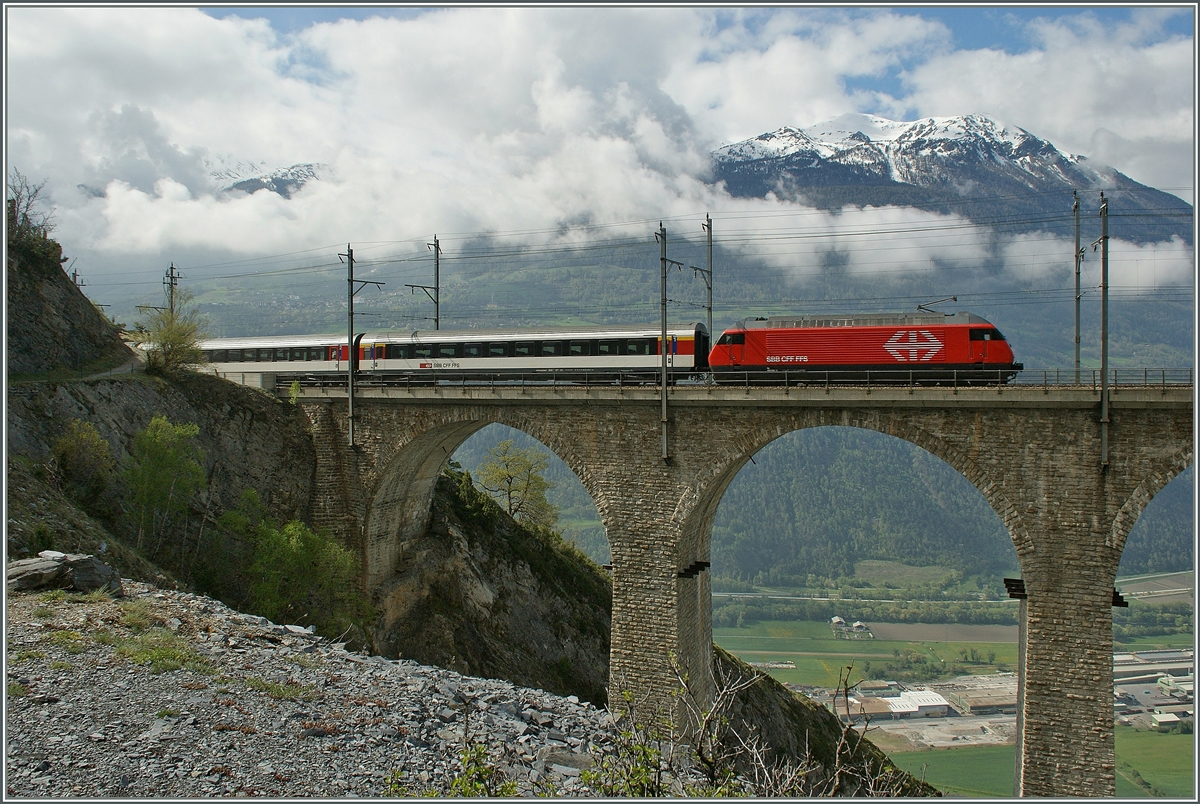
[709,311,1022,383]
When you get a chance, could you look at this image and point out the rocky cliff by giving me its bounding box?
[374,470,612,706]
[6,225,132,376]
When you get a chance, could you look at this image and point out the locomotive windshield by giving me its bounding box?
[717,332,745,346]
[969,328,1006,341]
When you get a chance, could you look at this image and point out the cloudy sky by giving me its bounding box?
[4,5,1195,307]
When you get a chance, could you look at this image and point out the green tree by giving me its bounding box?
[122,415,206,556]
[476,439,558,529]
[245,515,372,639]
[52,419,115,515]
[137,288,207,376]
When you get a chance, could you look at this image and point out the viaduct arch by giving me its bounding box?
[300,383,1192,797]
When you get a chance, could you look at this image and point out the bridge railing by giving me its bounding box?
[277,366,1194,392]
[1012,367,1194,389]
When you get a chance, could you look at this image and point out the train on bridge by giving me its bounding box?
[198,311,1023,387]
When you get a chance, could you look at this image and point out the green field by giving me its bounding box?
[714,619,1018,687]
[890,730,1193,798]
[1113,632,1195,650]
[890,745,1016,797]
[1114,725,1195,797]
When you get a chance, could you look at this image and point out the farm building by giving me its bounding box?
[837,690,951,721]
[856,679,902,697]
[947,689,1018,715]
[1151,712,1182,731]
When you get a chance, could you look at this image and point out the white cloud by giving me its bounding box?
[4,5,1192,306]
[896,12,1194,201]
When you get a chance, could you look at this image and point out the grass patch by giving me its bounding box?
[1114,725,1194,797]
[118,599,158,632]
[289,654,323,669]
[113,629,214,674]
[13,649,46,663]
[853,560,957,587]
[49,660,74,670]
[887,729,1193,797]
[714,619,1017,686]
[37,589,68,603]
[7,682,29,698]
[1113,632,1195,651]
[890,745,1014,797]
[43,630,86,654]
[244,677,320,701]
[32,606,55,619]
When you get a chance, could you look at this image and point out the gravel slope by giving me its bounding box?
[4,581,614,798]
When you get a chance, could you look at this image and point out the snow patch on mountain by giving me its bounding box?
[211,162,330,199]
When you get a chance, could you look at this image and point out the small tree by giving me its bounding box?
[137,288,207,376]
[51,419,116,516]
[6,168,55,243]
[476,439,558,529]
[246,516,372,638]
[122,415,206,556]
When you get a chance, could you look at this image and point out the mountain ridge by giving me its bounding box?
[711,113,1192,244]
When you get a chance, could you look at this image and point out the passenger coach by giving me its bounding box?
[199,323,711,389]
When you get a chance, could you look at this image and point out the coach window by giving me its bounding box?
[487,343,508,358]
[436,344,459,359]
[255,348,272,362]
[513,342,534,357]
[568,340,590,357]
[290,348,306,361]
[541,341,562,356]
[212,350,227,363]
[597,340,618,356]
[625,339,651,355]
[414,345,433,359]
[463,343,483,359]
[274,349,289,361]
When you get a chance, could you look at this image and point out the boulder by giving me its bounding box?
[6,550,123,595]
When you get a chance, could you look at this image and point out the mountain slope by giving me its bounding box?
[713,113,1193,244]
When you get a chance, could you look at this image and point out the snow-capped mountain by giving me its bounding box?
[712,114,1192,244]
[216,162,329,199]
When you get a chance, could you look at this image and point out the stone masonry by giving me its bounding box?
[298,382,1192,797]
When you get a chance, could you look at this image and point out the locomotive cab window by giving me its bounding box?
[717,332,745,346]
[970,328,1006,341]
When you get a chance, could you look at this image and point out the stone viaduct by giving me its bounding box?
[296,382,1192,797]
